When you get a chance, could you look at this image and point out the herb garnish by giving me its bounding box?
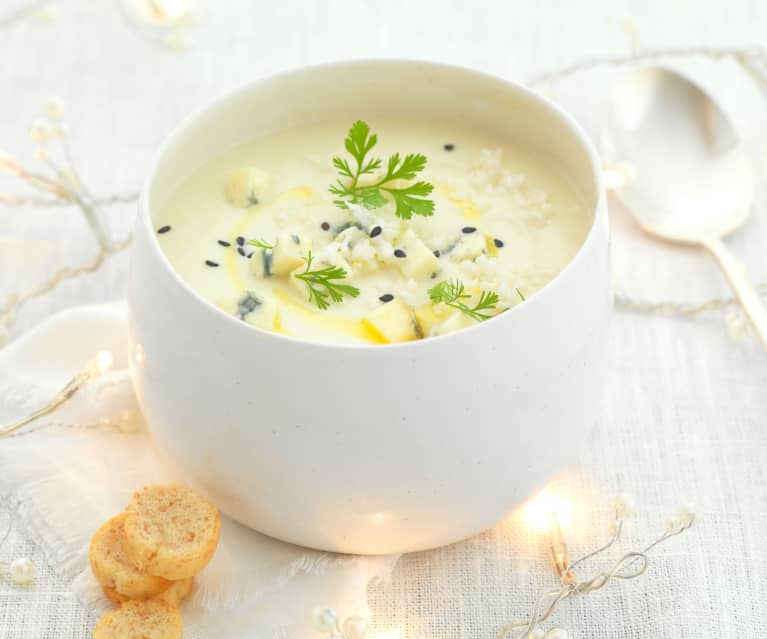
[428,279,500,322]
[329,120,435,220]
[247,238,274,250]
[294,251,361,311]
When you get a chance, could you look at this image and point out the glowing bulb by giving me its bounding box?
[95,350,114,373]
[151,0,189,20]
[371,512,387,525]
[523,491,574,579]
[0,151,23,176]
[602,161,636,190]
[83,350,113,379]
[523,491,573,531]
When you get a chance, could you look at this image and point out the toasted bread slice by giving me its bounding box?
[124,483,220,580]
[92,599,182,639]
[102,576,194,608]
[90,514,172,598]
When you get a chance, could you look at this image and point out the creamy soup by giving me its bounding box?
[156,119,591,345]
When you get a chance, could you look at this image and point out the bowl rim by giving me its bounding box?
[137,58,607,352]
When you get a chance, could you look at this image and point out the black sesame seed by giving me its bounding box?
[494,238,504,248]
[321,222,330,231]
[218,240,231,247]
[247,252,254,259]
[379,294,394,303]
[394,249,407,258]
[205,260,219,267]
[444,143,455,151]
[462,226,477,234]
[236,236,245,246]
[433,249,441,258]
[369,225,382,238]
[157,225,171,234]
[237,247,246,257]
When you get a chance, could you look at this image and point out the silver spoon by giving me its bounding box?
[606,66,767,348]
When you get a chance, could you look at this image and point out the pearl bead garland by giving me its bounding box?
[311,606,338,633]
[45,96,65,121]
[677,502,697,527]
[611,492,637,518]
[311,608,369,639]
[9,557,35,585]
[311,496,697,639]
[665,502,698,533]
[525,624,569,639]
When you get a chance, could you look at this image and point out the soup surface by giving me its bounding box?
[156,119,591,345]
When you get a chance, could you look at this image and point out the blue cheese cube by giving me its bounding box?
[395,229,441,279]
[240,292,278,330]
[450,233,487,262]
[249,248,274,278]
[223,167,270,208]
[362,299,423,343]
[219,291,278,330]
[271,232,310,276]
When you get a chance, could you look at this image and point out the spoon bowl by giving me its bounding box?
[608,66,755,243]
[606,66,767,348]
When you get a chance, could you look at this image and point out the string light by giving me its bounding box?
[149,0,190,21]
[496,495,695,639]
[527,45,767,97]
[0,350,113,439]
[118,0,198,51]
[308,494,695,639]
[523,491,574,580]
[523,491,574,532]
[546,512,571,582]
[0,97,137,345]
[614,285,767,320]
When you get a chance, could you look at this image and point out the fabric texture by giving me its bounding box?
[1,1,767,638]
[0,304,396,638]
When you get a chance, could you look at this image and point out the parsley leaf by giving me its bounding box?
[329,120,435,220]
[247,237,274,250]
[294,251,361,310]
[428,279,501,322]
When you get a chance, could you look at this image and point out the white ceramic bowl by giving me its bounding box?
[128,60,610,555]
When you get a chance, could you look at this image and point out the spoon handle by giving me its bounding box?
[702,237,767,350]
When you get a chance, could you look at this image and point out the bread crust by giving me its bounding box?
[93,599,182,639]
[89,514,172,598]
[124,483,221,580]
[102,576,194,607]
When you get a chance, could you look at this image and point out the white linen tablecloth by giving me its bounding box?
[1,1,766,637]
